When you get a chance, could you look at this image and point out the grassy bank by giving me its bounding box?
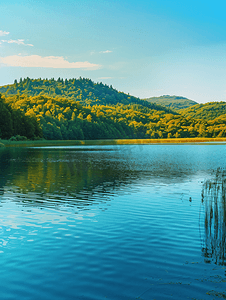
[1,137,226,148]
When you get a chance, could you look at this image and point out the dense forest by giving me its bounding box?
[143,95,197,110]
[180,102,226,120]
[0,93,42,139]
[0,77,175,114]
[0,77,226,141]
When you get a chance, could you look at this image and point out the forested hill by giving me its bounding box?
[0,77,176,115]
[181,101,226,120]
[143,95,198,110]
[2,93,226,141]
[1,77,226,141]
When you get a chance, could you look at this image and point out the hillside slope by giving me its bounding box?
[3,93,226,140]
[3,93,178,140]
[143,95,197,110]
[180,101,226,120]
[0,77,176,115]
[1,78,226,140]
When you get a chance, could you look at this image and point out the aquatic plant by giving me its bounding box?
[201,168,226,265]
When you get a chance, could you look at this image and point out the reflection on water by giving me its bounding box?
[1,145,226,299]
[0,147,130,209]
[0,145,202,210]
[201,168,226,265]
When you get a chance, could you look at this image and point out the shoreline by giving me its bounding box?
[1,137,226,148]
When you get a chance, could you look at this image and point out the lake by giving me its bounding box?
[0,144,225,299]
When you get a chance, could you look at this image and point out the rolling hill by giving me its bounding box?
[143,95,198,110]
[180,101,226,120]
[0,77,176,115]
[1,77,226,141]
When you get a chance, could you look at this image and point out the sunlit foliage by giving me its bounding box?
[1,78,226,141]
[0,77,176,114]
[181,102,226,120]
[0,93,42,139]
[1,93,226,140]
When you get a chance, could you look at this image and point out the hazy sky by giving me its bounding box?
[0,0,225,103]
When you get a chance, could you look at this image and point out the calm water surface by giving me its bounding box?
[0,144,225,299]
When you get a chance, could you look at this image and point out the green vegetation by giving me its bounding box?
[0,77,175,114]
[1,77,226,142]
[201,168,226,266]
[2,92,226,140]
[2,93,178,140]
[143,95,197,110]
[0,93,42,140]
[180,101,226,120]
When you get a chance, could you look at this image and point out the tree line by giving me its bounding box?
[1,92,226,141]
[0,77,176,114]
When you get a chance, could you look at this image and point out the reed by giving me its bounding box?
[201,168,226,266]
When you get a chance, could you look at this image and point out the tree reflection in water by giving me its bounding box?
[201,168,226,265]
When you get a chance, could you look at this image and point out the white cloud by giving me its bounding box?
[1,39,33,46]
[0,55,101,69]
[0,30,10,36]
[100,50,112,54]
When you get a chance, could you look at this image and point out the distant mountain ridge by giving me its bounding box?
[143,95,198,110]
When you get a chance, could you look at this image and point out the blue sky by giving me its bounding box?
[0,0,225,103]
